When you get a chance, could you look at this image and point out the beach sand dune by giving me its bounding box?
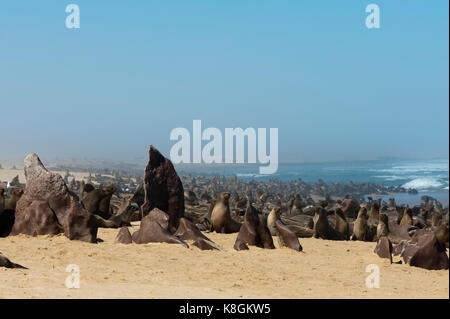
[0,225,448,299]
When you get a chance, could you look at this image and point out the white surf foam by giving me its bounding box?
[402,177,445,190]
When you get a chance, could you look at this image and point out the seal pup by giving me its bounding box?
[313,207,345,241]
[210,192,241,233]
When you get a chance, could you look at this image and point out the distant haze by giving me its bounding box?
[0,1,448,163]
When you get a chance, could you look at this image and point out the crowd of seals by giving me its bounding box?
[0,146,448,272]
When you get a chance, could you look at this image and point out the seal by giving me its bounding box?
[233,202,274,250]
[376,213,390,240]
[0,188,5,214]
[267,206,281,236]
[81,184,116,219]
[400,208,413,226]
[210,192,241,233]
[0,252,27,269]
[334,208,350,240]
[4,188,24,211]
[313,207,345,240]
[275,220,303,251]
[369,201,380,221]
[351,207,372,241]
[0,189,23,237]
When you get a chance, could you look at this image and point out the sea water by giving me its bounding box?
[176,158,449,206]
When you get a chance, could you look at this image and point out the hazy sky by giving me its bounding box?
[0,1,448,163]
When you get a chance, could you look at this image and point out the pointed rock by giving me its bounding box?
[11,153,97,243]
[141,146,184,233]
[115,227,132,244]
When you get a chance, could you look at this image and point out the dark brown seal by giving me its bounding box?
[333,208,350,240]
[233,202,275,251]
[313,207,345,240]
[0,252,27,269]
[275,220,303,251]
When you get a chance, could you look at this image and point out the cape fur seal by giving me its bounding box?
[267,207,302,251]
[275,220,303,251]
[267,207,281,236]
[4,188,24,211]
[369,201,380,221]
[81,184,116,219]
[210,192,241,233]
[400,208,413,226]
[333,208,350,240]
[376,213,390,240]
[233,202,275,250]
[0,188,5,213]
[0,252,27,269]
[313,207,346,241]
[351,207,372,241]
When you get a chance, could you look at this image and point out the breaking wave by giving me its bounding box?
[402,177,446,190]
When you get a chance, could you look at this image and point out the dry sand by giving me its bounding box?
[0,225,448,299]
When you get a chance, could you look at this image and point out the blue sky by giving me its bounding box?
[0,1,448,162]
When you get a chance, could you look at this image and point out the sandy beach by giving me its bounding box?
[1,225,448,299]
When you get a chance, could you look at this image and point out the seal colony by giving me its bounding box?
[0,145,449,298]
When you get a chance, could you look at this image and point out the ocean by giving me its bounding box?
[175,158,449,206]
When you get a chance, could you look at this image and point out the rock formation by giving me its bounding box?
[11,154,98,243]
[141,145,184,233]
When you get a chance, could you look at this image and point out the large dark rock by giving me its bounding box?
[132,208,188,247]
[141,146,184,233]
[175,217,219,250]
[374,236,393,263]
[394,234,449,270]
[10,154,98,243]
[233,203,275,251]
